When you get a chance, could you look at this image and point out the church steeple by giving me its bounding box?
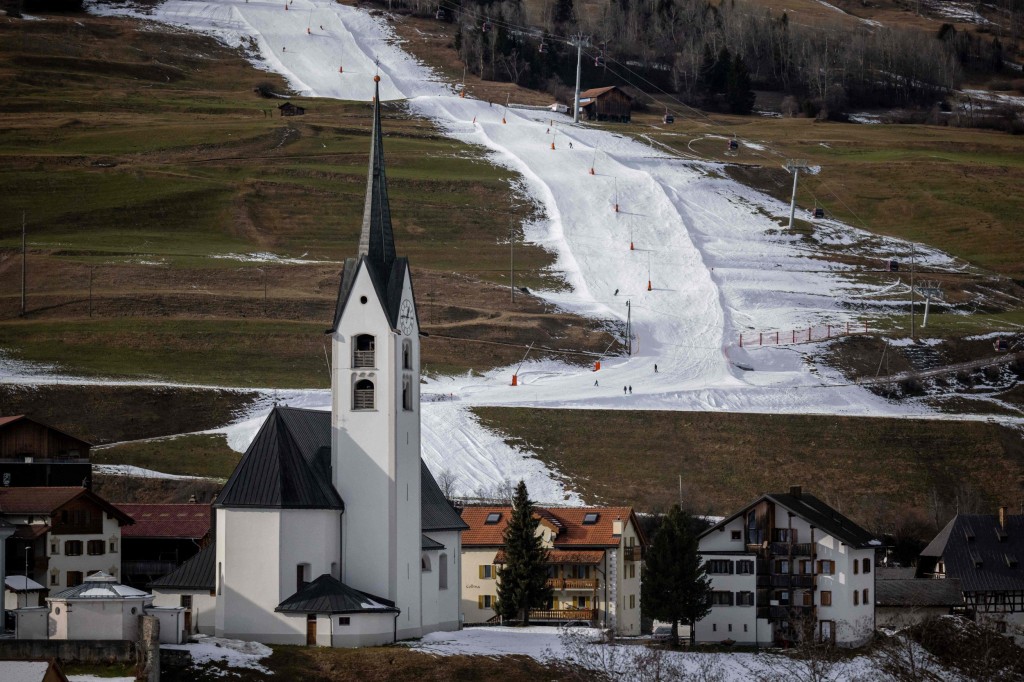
[358,75,397,277]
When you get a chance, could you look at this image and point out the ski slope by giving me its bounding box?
[76,0,979,500]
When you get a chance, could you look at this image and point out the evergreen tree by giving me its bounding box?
[640,505,711,647]
[553,0,575,26]
[726,53,756,115]
[495,481,551,625]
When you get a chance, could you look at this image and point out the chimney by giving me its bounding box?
[999,506,1008,529]
[612,517,623,536]
[790,486,802,499]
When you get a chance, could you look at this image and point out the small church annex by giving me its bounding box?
[198,76,467,647]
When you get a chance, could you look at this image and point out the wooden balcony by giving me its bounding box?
[529,609,596,622]
[546,578,598,590]
[624,545,645,561]
[352,350,375,368]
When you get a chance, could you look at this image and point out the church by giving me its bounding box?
[202,76,466,646]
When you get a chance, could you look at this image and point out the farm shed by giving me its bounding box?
[278,102,306,116]
[579,86,632,123]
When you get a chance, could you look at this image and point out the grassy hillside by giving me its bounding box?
[0,12,614,386]
[474,406,1024,529]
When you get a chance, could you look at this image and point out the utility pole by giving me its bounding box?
[88,267,93,318]
[570,34,589,124]
[21,212,26,316]
[784,160,810,230]
[626,300,631,356]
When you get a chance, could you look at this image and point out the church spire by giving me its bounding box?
[358,75,397,276]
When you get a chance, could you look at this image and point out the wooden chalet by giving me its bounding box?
[0,416,91,489]
[579,86,633,123]
[278,101,306,117]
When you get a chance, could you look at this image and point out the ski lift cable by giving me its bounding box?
[435,0,573,46]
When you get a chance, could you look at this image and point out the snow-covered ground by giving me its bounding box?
[164,634,273,674]
[25,0,1006,501]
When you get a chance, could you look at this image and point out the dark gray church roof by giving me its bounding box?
[150,545,215,591]
[275,574,398,615]
[215,407,463,532]
[328,78,418,334]
[919,514,1024,593]
[422,534,445,550]
[216,407,344,510]
[421,461,468,532]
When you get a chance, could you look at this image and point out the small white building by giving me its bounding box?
[5,574,46,610]
[696,486,879,647]
[46,571,151,641]
[150,544,217,636]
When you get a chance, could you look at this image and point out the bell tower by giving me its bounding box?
[328,76,422,638]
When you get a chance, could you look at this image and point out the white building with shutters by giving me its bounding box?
[696,486,879,647]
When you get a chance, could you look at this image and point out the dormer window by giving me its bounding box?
[485,513,502,524]
[353,379,375,410]
[353,334,375,368]
[583,513,599,525]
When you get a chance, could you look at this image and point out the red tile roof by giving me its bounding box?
[461,506,642,548]
[0,487,133,524]
[118,504,211,539]
[0,415,25,427]
[0,487,87,513]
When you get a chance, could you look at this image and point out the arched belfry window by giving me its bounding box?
[353,379,375,410]
[353,334,375,368]
[421,554,432,572]
[402,340,412,370]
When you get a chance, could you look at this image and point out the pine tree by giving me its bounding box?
[640,505,711,647]
[726,53,756,115]
[495,481,551,625]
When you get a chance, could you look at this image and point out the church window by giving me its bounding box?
[353,334,375,368]
[338,617,350,626]
[402,376,413,411]
[353,379,375,410]
[403,340,412,370]
[439,554,448,590]
[422,554,432,572]
[296,563,311,592]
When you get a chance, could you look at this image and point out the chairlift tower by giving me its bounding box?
[784,160,810,231]
[569,34,590,124]
[918,281,943,329]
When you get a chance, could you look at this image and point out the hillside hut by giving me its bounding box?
[278,102,306,117]
[579,86,632,123]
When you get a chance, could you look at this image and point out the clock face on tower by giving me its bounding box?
[399,299,415,336]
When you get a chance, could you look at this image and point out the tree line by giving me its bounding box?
[393,0,1020,120]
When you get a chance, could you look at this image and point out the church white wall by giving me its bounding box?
[420,531,461,634]
[332,265,423,640]
[329,612,398,647]
[333,265,398,604]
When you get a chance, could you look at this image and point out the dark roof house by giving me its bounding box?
[917,508,1024,615]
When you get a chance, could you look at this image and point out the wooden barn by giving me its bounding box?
[0,416,91,488]
[278,101,306,117]
[579,86,633,123]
